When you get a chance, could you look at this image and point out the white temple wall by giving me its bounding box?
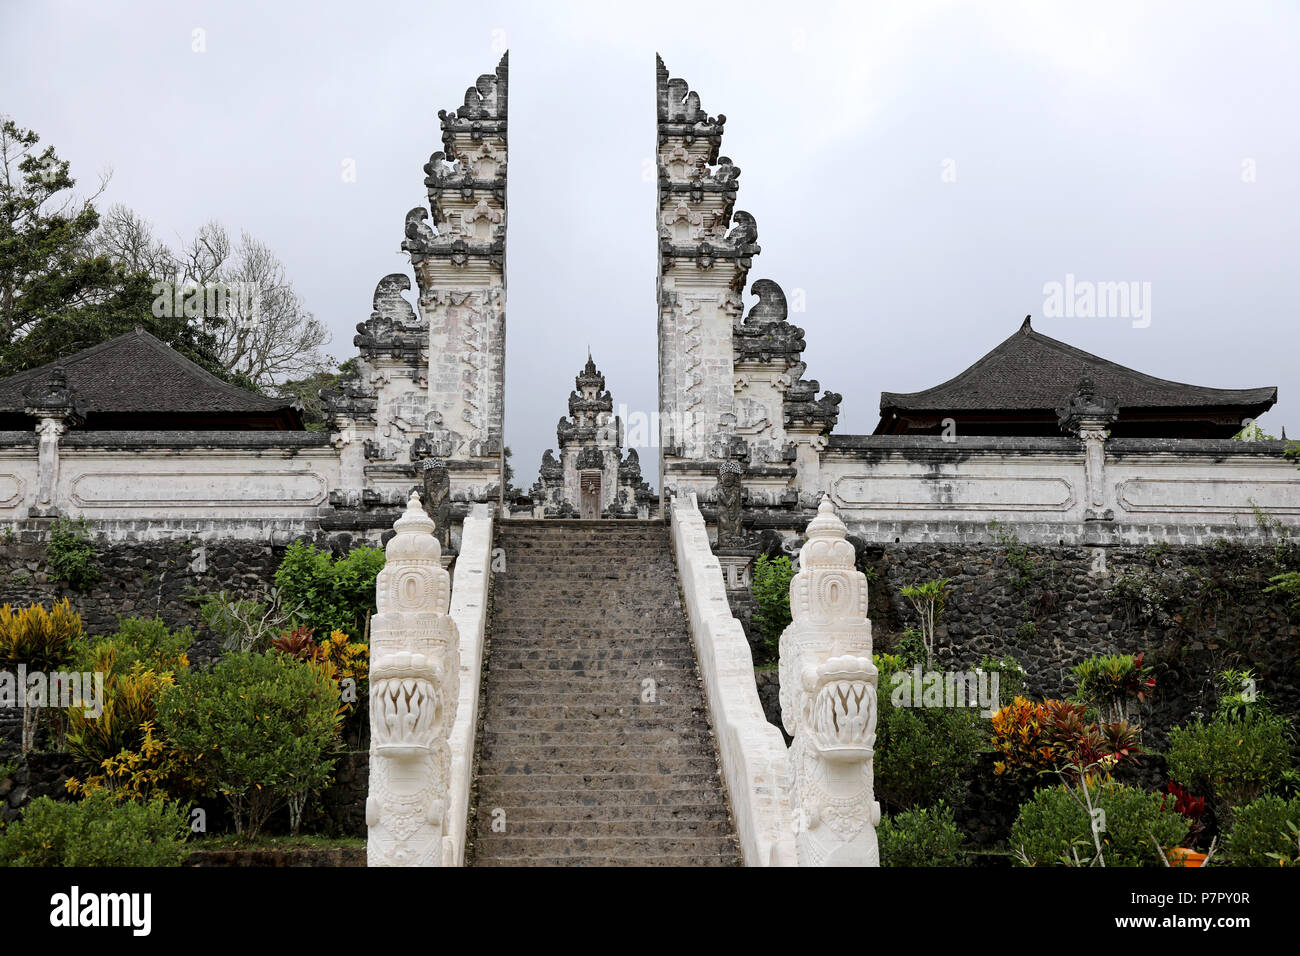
[0,433,343,543]
[820,437,1300,545]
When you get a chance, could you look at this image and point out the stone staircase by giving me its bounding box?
[469,519,741,866]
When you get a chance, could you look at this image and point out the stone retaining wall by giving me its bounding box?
[751,538,1299,750]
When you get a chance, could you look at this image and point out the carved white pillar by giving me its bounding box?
[1081,422,1108,512]
[1057,375,1118,522]
[24,365,75,518]
[779,496,880,866]
[34,417,65,512]
[366,493,460,866]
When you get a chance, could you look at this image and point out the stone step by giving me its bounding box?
[497,546,670,552]
[491,620,686,628]
[475,720,714,736]
[491,602,684,613]
[481,693,705,710]
[486,632,691,642]
[471,817,736,838]
[484,655,698,668]
[486,651,694,662]
[485,672,698,685]
[480,706,709,722]
[485,647,695,659]
[474,855,738,867]
[476,771,721,790]
[480,743,713,761]
[485,663,699,677]
[471,836,740,860]
[483,681,700,696]
[474,803,732,823]
[486,655,696,671]
[482,680,701,697]
[496,558,673,564]
[492,630,690,641]
[478,728,710,746]
[499,525,665,535]
[472,787,729,809]
[477,756,721,774]
[494,574,677,583]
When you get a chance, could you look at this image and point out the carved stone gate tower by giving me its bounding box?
[655,56,841,520]
[326,55,509,538]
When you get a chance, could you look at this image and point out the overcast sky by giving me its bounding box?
[4,1,1297,486]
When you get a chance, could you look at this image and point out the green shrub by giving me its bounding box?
[877,802,963,866]
[0,792,189,866]
[1214,667,1269,721]
[156,651,342,838]
[1225,794,1300,866]
[196,589,291,654]
[46,517,99,590]
[875,629,926,674]
[274,542,384,641]
[0,599,83,671]
[0,600,83,751]
[65,618,193,796]
[1011,782,1189,867]
[1165,711,1293,817]
[752,554,794,651]
[976,652,1026,706]
[874,672,986,814]
[1070,652,1154,724]
[73,616,192,675]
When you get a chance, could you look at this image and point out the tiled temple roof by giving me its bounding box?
[875,317,1275,437]
[0,329,302,429]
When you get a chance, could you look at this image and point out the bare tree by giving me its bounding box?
[90,204,176,278]
[215,230,330,387]
[90,208,331,388]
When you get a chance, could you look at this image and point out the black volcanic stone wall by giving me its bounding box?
[0,538,287,666]
[850,540,1299,750]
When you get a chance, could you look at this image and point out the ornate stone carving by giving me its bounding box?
[1056,374,1119,434]
[367,493,460,866]
[576,445,605,472]
[715,460,750,548]
[22,365,76,417]
[420,458,452,552]
[779,497,880,867]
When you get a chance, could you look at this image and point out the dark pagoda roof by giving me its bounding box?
[875,317,1276,438]
[0,329,303,430]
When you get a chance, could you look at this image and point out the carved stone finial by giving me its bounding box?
[367,493,459,866]
[779,497,880,866]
